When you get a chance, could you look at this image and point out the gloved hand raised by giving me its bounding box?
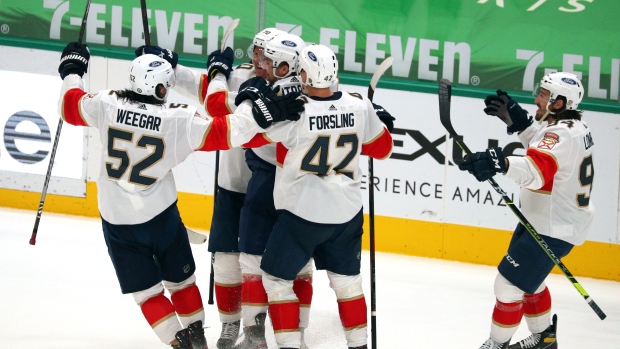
[207,47,234,82]
[484,90,533,134]
[458,147,507,182]
[134,45,178,68]
[58,42,90,79]
[372,103,395,132]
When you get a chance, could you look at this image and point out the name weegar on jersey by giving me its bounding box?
[59,74,263,225]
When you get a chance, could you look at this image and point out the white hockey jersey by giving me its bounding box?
[176,63,256,193]
[250,75,303,166]
[260,91,393,224]
[58,75,262,225]
[505,119,595,245]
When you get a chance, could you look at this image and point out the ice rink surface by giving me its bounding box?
[1,207,618,348]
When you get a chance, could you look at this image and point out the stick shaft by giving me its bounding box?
[140,0,150,45]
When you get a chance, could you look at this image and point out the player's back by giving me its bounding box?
[268,91,387,224]
[92,91,199,224]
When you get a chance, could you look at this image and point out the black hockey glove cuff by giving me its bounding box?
[235,77,272,105]
[372,102,395,133]
[207,47,234,82]
[135,45,178,68]
[484,90,533,134]
[458,146,507,182]
[249,91,305,129]
[58,42,90,79]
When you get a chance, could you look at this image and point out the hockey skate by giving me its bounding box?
[216,320,240,349]
[509,314,558,349]
[188,320,209,349]
[479,338,510,349]
[171,328,192,349]
[233,313,267,349]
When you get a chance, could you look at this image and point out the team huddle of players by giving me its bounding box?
[56,21,593,349]
[57,27,394,349]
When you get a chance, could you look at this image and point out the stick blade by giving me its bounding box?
[220,18,240,51]
[438,79,458,137]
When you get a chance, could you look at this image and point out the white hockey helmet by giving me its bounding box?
[261,32,306,79]
[247,27,283,59]
[297,44,338,88]
[129,54,175,101]
[537,72,584,111]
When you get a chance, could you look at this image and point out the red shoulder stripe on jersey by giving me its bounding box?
[243,133,271,149]
[276,142,288,167]
[206,90,233,117]
[197,116,232,151]
[526,147,558,191]
[62,88,88,126]
[361,128,393,159]
[198,74,209,105]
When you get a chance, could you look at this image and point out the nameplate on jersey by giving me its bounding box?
[115,109,161,132]
[308,113,355,131]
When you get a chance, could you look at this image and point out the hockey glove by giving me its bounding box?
[372,103,395,133]
[207,47,234,82]
[484,90,533,134]
[235,77,272,105]
[134,45,178,68]
[58,42,90,79]
[458,147,507,182]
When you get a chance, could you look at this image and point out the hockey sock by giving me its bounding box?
[215,283,242,322]
[294,275,313,329]
[141,293,183,344]
[170,284,205,328]
[490,299,523,343]
[242,274,269,325]
[523,287,552,333]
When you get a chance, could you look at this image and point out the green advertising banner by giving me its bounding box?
[1,0,619,110]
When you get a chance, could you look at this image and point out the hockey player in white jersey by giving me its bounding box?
[458,72,594,349]
[233,32,316,349]
[134,27,285,349]
[56,42,302,349]
[247,44,393,349]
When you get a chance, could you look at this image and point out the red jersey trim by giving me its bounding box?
[276,142,288,167]
[198,74,209,105]
[206,90,233,117]
[362,128,392,160]
[61,88,89,126]
[526,147,558,191]
[197,116,231,151]
[243,133,271,149]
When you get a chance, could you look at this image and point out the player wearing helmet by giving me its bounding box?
[250,44,393,349]
[134,27,285,349]
[233,32,315,349]
[57,41,300,349]
[458,72,594,349]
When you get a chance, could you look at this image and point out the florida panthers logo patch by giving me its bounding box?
[538,132,560,150]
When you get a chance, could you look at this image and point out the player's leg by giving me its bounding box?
[209,187,246,348]
[156,204,207,349]
[101,205,185,347]
[260,210,325,349]
[313,210,367,349]
[502,227,572,349]
[237,157,278,348]
[294,258,314,347]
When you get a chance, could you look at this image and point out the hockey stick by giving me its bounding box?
[438,79,606,320]
[207,18,240,305]
[139,0,150,45]
[29,0,92,246]
[367,56,393,348]
[138,0,207,245]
